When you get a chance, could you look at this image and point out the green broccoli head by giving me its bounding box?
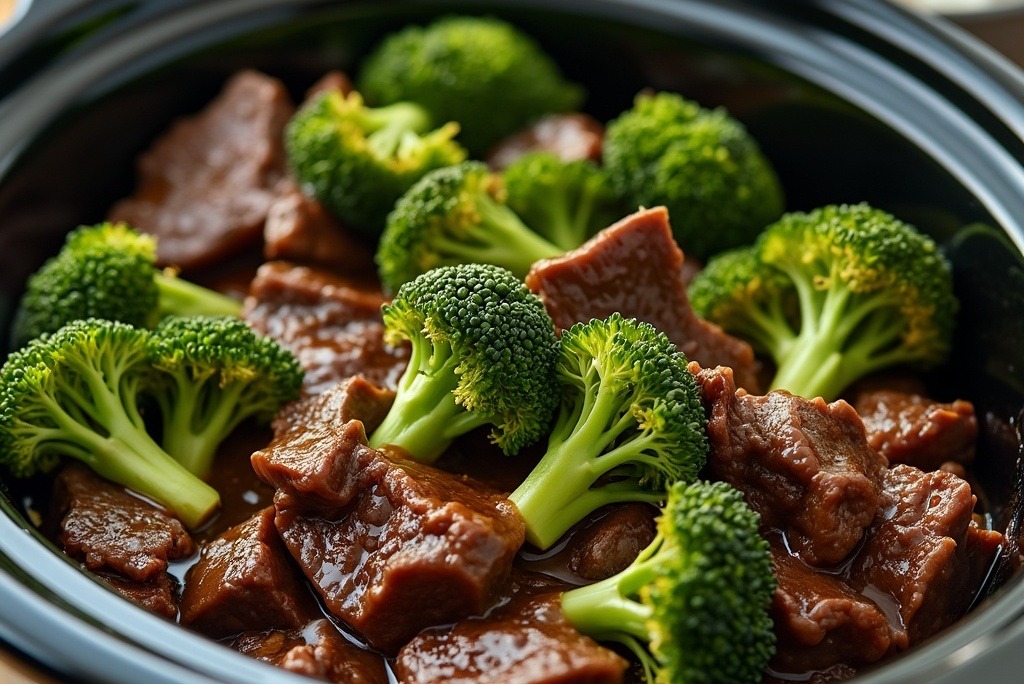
[603,91,784,261]
[12,222,242,348]
[508,314,708,550]
[560,480,776,684]
[0,319,220,528]
[688,245,798,359]
[503,151,624,251]
[13,224,159,347]
[147,316,304,478]
[358,15,584,156]
[690,203,957,400]
[285,90,466,236]
[368,263,561,463]
[376,161,562,294]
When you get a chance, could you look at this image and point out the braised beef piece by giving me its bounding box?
[694,364,887,566]
[850,376,977,470]
[109,70,294,270]
[256,414,526,653]
[179,507,319,639]
[232,619,388,684]
[245,262,410,395]
[567,504,657,581]
[395,592,628,684]
[51,464,195,582]
[100,571,180,620]
[769,536,893,674]
[486,113,604,170]
[264,185,377,277]
[770,464,1004,675]
[526,207,762,392]
[850,465,1002,648]
[255,376,395,514]
[271,374,395,441]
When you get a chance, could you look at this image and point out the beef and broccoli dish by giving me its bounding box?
[0,14,1011,684]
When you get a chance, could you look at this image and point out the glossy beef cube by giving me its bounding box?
[695,364,887,566]
[396,592,627,684]
[180,507,318,638]
[526,206,762,392]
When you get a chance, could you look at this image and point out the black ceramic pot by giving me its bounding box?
[2,1,1024,682]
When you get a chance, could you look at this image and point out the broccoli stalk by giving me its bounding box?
[689,204,957,400]
[285,90,465,236]
[147,316,304,478]
[153,268,244,319]
[560,480,776,684]
[0,319,220,529]
[508,314,708,550]
[503,152,623,251]
[603,91,784,261]
[368,263,561,463]
[13,222,241,348]
[358,15,584,156]
[376,161,563,294]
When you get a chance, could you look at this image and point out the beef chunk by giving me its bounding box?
[695,364,886,566]
[526,207,761,392]
[180,507,318,639]
[245,261,409,395]
[232,619,388,684]
[850,378,977,470]
[270,374,396,441]
[769,537,892,673]
[850,465,1002,647]
[395,592,628,684]
[259,418,525,653]
[101,571,180,620]
[770,465,1004,674]
[254,377,395,515]
[264,184,376,277]
[486,113,604,170]
[52,464,195,582]
[109,70,294,270]
[567,504,658,581]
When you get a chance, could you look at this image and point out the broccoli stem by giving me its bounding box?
[560,538,664,679]
[363,102,432,159]
[769,271,908,399]
[470,194,563,277]
[153,270,242,320]
[369,339,490,462]
[560,573,652,641]
[160,378,248,477]
[45,379,219,529]
[510,378,652,548]
[545,174,606,251]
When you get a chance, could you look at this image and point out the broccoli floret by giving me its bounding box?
[0,319,220,529]
[503,151,623,251]
[508,314,708,550]
[368,263,560,463]
[376,161,564,294]
[689,203,957,400]
[560,480,776,684]
[285,90,466,235]
[688,245,798,359]
[603,91,784,261]
[358,15,584,156]
[13,222,242,348]
[147,316,304,478]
